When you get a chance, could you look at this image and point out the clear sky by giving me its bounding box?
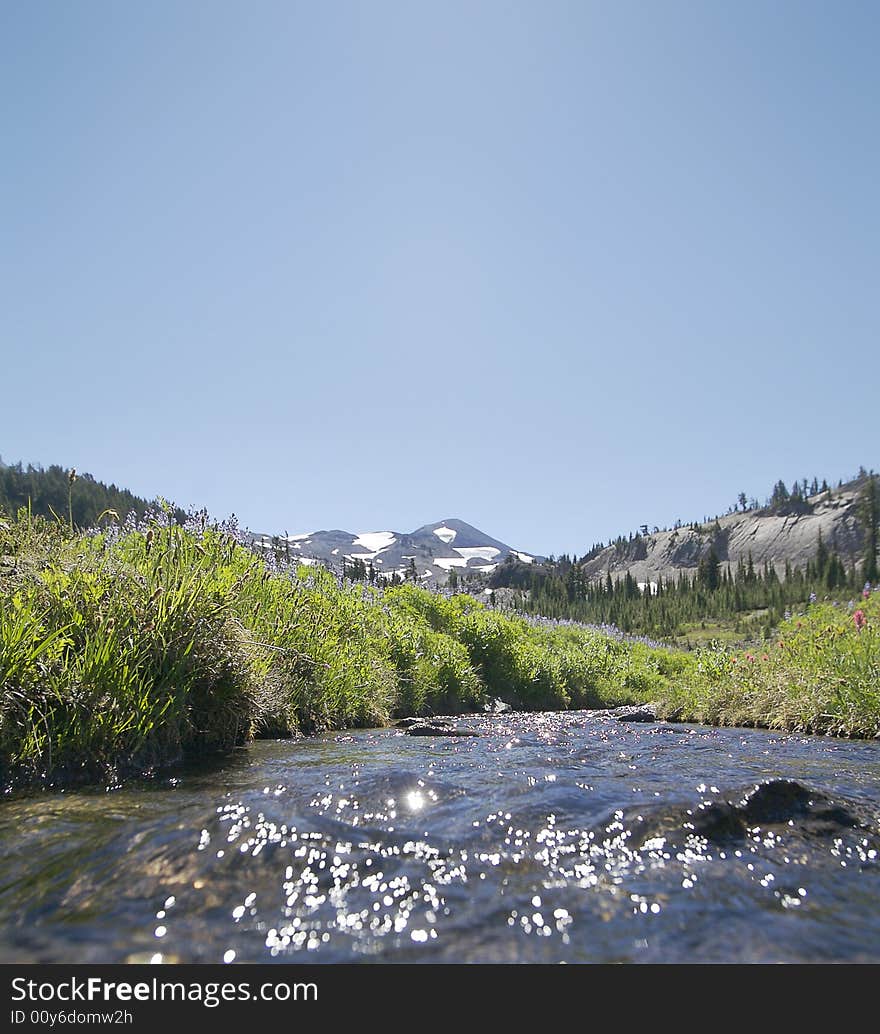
[2,1,878,556]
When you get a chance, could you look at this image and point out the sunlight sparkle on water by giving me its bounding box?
[109,713,880,964]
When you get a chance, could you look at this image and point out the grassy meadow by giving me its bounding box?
[659,593,880,737]
[0,507,877,787]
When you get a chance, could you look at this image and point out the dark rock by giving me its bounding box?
[612,704,658,723]
[739,779,862,834]
[739,779,813,823]
[689,801,748,841]
[406,722,479,737]
[627,778,875,851]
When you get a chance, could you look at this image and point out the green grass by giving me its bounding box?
[1,508,878,787]
[663,611,770,650]
[659,594,880,737]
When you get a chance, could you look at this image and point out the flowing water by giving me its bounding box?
[2,712,880,964]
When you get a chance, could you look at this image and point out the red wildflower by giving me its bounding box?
[762,654,769,662]
[853,609,867,631]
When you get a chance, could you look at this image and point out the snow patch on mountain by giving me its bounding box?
[353,531,396,553]
[434,557,471,570]
[433,526,457,544]
[454,546,500,562]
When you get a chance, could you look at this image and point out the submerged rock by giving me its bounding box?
[624,778,876,851]
[738,779,861,834]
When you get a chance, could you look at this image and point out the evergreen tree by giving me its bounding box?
[859,474,879,582]
[698,547,720,591]
[771,480,790,508]
[815,531,829,583]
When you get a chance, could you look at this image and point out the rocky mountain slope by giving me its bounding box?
[576,479,868,589]
[251,518,542,583]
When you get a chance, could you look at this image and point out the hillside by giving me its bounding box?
[486,476,871,594]
[484,473,879,643]
[0,458,183,529]
[578,480,866,589]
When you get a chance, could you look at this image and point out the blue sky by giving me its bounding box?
[2,1,878,555]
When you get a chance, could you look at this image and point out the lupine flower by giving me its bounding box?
[517,615,667,650]
[809,593,817,604]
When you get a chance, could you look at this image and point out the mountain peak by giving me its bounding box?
[251,518,542,584]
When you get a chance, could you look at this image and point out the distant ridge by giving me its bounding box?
[0,457,183,529]
[492,474,875,591]
[250,517,543,584]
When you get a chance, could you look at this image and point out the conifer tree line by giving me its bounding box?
[493,542,866,641]
[491,471,880,641]
[0,459,186,530]
[334,554,421,587]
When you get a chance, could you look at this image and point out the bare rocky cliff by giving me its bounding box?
[578,481,867,587]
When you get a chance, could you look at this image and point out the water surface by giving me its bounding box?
[2,712,879,963]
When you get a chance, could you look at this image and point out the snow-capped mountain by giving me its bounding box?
[251,518,542,583]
